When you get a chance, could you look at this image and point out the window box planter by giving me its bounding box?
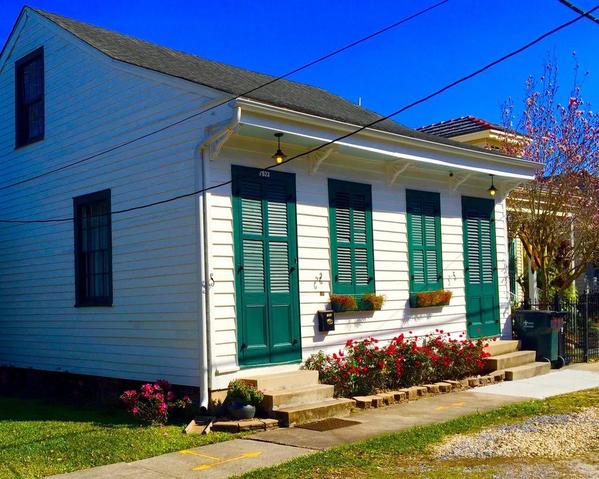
[361,293,385,311]
[330,294,357,312]
[410,290,452,308]
[330,294,385,312]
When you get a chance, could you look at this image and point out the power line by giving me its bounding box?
[558,0,599,24]
[0,0,451,193]
[1,3,598,225]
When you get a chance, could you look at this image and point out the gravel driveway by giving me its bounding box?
[429,407,599,478]
[435,407,599,459]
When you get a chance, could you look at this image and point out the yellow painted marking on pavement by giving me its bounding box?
[179,449,220,460]
[435,401,466,411]
[191,451,262,471]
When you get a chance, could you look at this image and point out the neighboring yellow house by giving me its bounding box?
[421,116,599,300]
[419,116,529,303]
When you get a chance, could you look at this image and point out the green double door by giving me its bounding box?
[232,166,301,367]
[462,196,500,338]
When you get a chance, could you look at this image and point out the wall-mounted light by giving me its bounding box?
[272,132,286,164]
[488,174,497,197]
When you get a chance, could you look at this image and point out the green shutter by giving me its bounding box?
[406,190,443,295]
[328,179,374,296]
[462,196,500,337]
[232,166,301,366]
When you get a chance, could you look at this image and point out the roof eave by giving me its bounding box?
[235,98,540,172]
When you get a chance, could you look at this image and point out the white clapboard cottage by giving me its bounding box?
[0,8,538,409]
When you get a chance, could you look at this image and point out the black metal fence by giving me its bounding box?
[513,293,599,363]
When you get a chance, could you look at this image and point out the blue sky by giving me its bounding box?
[1,0,597,129]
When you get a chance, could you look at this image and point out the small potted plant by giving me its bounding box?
[329,294,357,312]
[226,380,264,420]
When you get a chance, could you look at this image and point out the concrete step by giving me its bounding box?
[484,339,521,357]
[485,350,536,371]
[272,398,355,427]
[262,384,334,411]
[240,370,319,391]
[505,361,551,381]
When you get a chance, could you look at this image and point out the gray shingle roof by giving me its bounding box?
[31,8,508,156]
[418,116,506,138]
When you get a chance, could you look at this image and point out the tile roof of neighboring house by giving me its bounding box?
[418,116,507,138]
[29,8,509,156]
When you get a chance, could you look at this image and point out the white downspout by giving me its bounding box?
[197,106,240,410]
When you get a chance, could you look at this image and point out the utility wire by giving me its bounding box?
[1,3,597,224]
[558,0,599,23]
[0,0,451,193]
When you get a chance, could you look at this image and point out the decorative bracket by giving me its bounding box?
[308,147,336,175]
[208,128,235,161]
[203,110,240,161]
[385,161,412,186]
[451,172,474,192]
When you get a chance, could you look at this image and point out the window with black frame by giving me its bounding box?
[15,47,44,147]
[74,190,113,306]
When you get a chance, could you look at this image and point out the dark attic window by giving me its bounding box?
[15,47,44,148]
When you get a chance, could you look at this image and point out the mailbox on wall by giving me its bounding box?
[317,310,335,332]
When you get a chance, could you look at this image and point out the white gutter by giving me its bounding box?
[196,106,240,410]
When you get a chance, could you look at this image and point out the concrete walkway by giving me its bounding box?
[48,364,599,479]
[470,363,599,399]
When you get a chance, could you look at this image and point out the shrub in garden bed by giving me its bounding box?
[303,332,491,397]
[120,380,193,425]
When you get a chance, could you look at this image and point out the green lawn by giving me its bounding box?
[0,396,235,479]
[239,388,599,479]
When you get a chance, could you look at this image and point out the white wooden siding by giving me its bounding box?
[0,12,226,386]
[208,146,512,390]
[0,11,517,392]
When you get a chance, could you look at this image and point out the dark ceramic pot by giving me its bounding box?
[228,401,256,420]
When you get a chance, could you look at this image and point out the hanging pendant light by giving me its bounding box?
[272,132,287,164]
[488,174,497,197]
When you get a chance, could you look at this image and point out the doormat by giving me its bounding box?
[297,418,361,432]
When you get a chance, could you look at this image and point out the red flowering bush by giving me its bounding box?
[420,331,490,382]
[304,332,491,396]
[304,338,387,396]
[120,380,193,425]
[385,333,435,387]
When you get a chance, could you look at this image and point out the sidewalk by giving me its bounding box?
[48,364,599,479]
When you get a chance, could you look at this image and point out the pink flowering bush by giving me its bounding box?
[304,332,491,397]
[120,379,193,425]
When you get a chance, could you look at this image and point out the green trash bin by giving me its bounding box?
[513,310,566,368]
